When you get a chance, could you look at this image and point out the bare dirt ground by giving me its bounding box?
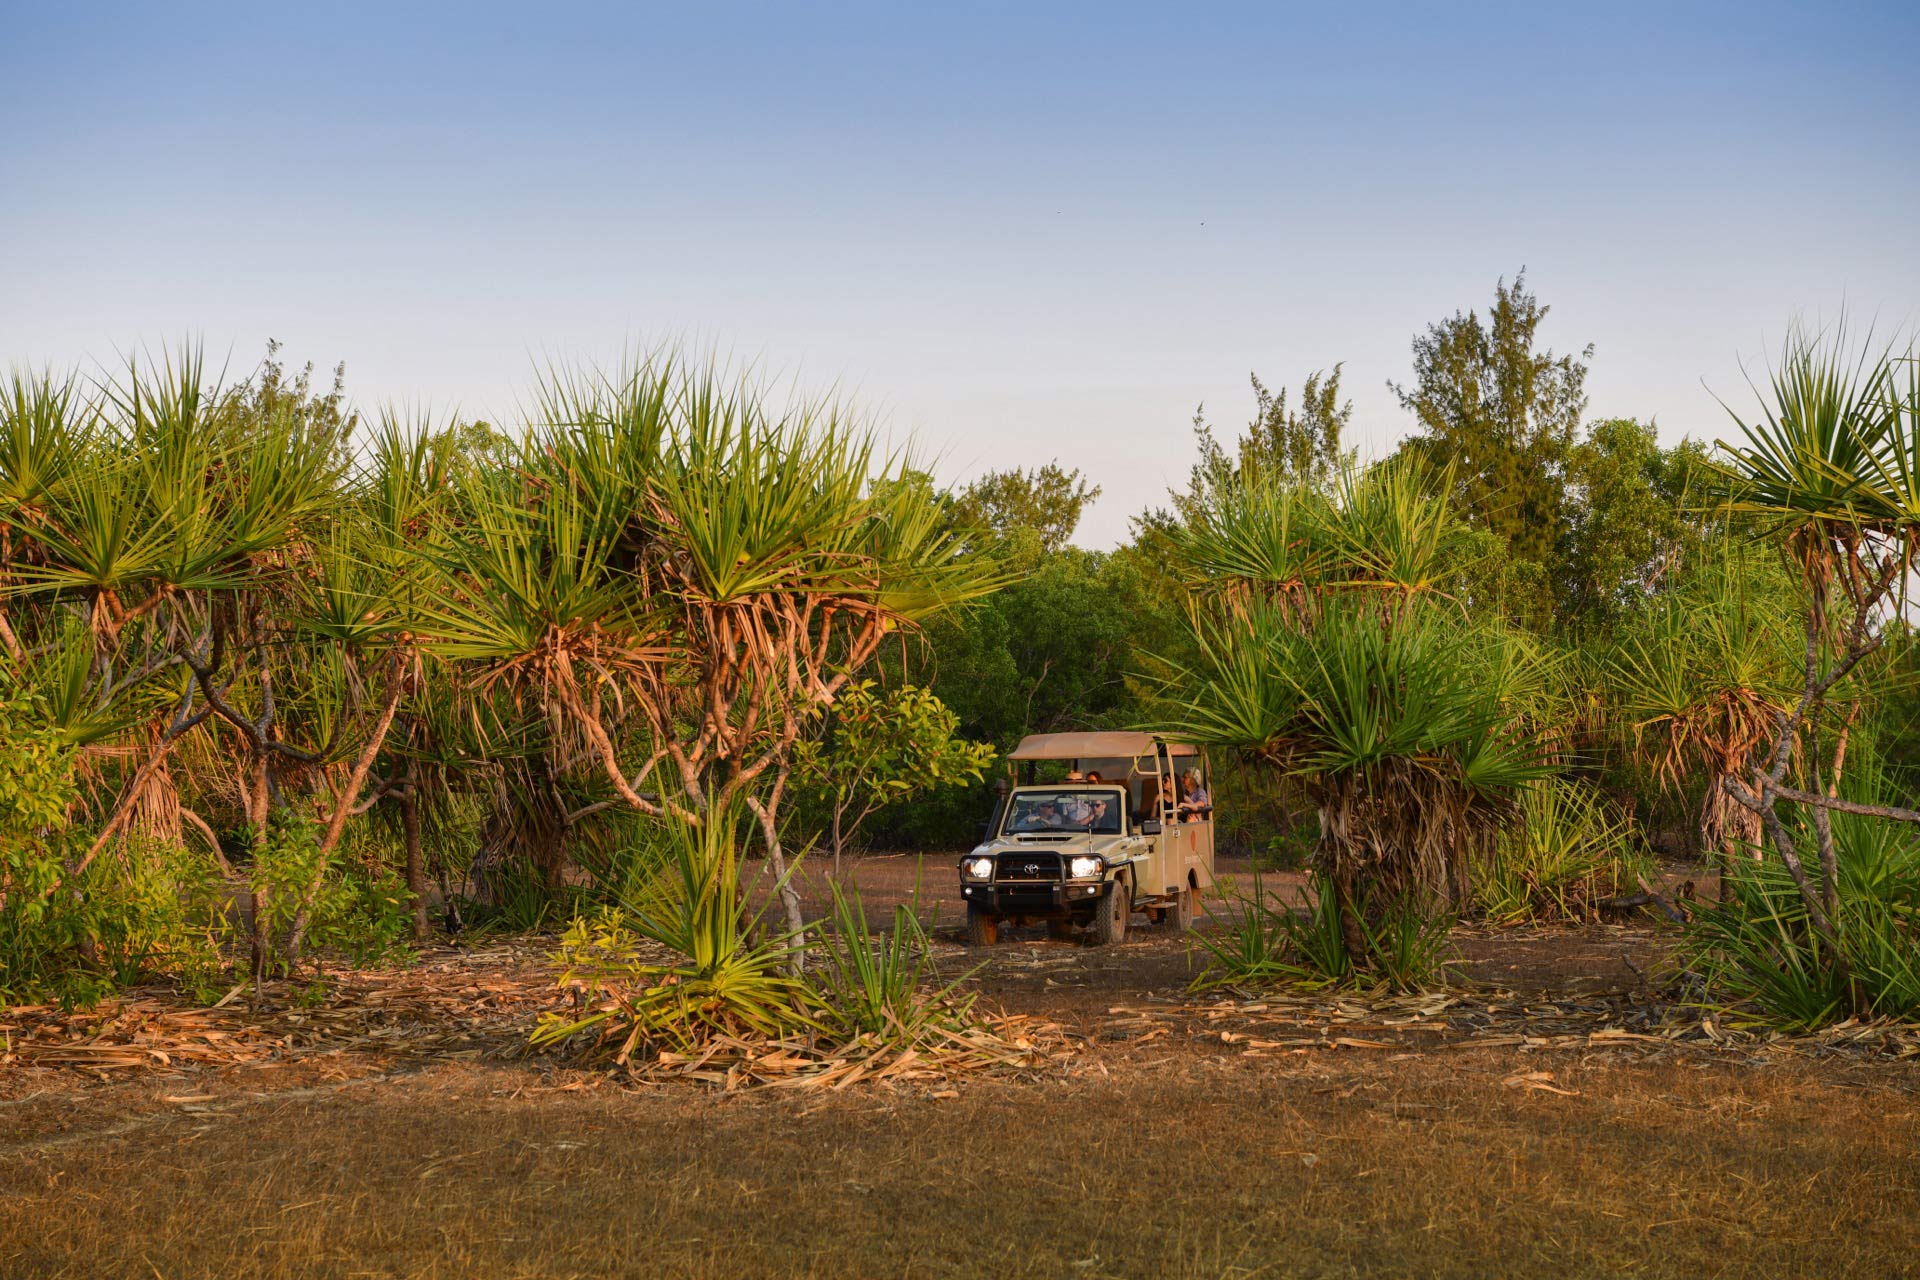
[2,853,1916,1279]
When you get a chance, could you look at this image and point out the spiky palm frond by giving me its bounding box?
[1171,477,1329,606]
[1321,454,1470,600]
[0,368,94,531]
[1713,321,1902,535]
[1164,598,1545,902]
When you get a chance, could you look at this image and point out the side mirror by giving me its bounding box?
[976,821,990,841]
[1140,820,1162,836]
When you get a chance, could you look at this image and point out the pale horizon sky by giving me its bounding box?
[4,1,1917,545]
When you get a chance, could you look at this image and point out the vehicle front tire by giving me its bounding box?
[1164,886,1195,934]
[966,903,1000,947]
[1092,878,1129,946]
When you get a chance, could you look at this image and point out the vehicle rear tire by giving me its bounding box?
[966,903,999,947]
[1046,918,1077,941]
[1164,886,1195,934]
[1092,878,1129,946]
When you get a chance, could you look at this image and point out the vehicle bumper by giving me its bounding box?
[958,880,1112,916]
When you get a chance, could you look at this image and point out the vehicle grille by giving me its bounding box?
[995,852,1062,883]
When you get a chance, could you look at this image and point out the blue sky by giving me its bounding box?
[4,1,1917,544]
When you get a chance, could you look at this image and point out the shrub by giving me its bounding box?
[1685,805,1920,1029]
[1473,779,1653,924]
[1193,872,1453,994]
[813,879,978,1046]
[0,700,227,1006]
[252,814,413,971]
[530,809,818,1062]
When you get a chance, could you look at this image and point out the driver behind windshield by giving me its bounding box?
[1012,798,1065,831]
[1008,791,1123,834]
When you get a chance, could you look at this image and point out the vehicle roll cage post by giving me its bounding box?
[985,777,1010,842]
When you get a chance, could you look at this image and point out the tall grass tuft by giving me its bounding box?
[1192,872,1452,994]
[1473,780,1653,925]
[814,879,979,1047]
[1685,800,1920,1029]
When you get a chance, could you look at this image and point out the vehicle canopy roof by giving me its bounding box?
[1007,732,1200,762]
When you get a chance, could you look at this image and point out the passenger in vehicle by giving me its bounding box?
[1139,777,1168,821]
[1082,794,1119,833]
[1069,792,1115,832]
[1179,770,1212,822]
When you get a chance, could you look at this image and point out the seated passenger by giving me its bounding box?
[1178,770,1212,822]
[1136,778,1169,824]
[1082,795,1118,833]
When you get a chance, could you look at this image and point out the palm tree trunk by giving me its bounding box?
[401,780,428,943]
[745,788,807,968]
[247,755,271,984]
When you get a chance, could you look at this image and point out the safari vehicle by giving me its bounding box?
[957,732,1215,946]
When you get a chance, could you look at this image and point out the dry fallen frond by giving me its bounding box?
[601,1013,1072,1092]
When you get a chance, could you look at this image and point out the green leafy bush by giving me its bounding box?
[0,698,225,1006]
[251,814,412,972]
[790,681,994,865]
[530,810,818,1061]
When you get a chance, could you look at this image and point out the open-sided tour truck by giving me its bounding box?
[956,731,1215,946]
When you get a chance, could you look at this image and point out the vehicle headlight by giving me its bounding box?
[1069,856,1103,879]
[965,857,994,880]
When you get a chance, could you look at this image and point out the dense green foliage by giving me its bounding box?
[1474,779,1655,925]
[8,278,1920,1033]
[790,681,994,866]
[0,348,995,1001]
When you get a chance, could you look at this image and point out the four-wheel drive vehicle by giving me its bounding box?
[957,732,1214,946]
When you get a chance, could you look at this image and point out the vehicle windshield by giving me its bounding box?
[1002,788,1124,836]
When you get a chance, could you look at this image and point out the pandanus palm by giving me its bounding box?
[1708,322,1920,978]
[0,348,438,977]
[419,353,1007,940]
[1161,455,1551,959]
[1605,547,1799,882]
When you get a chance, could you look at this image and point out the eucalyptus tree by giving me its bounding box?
[1390,271,1591,572]
[952,462,1099,557]
[1160,456,1553,959]
[1182,365,1352,512]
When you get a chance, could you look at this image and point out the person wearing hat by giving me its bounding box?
[1178,769,1212,822]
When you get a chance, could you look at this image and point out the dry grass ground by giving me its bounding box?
[4,1050,1915,1279]
[2,854,1915,1279]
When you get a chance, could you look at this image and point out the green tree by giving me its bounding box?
[421,353,1005,945]
[1161,455,1554,964]
[791,682,994,870]
[953,462,1099,555]
[1559,421,1714,625]
[1184,366,1351,511]
[866,544,1181,848]
[1391,271,1591,573]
